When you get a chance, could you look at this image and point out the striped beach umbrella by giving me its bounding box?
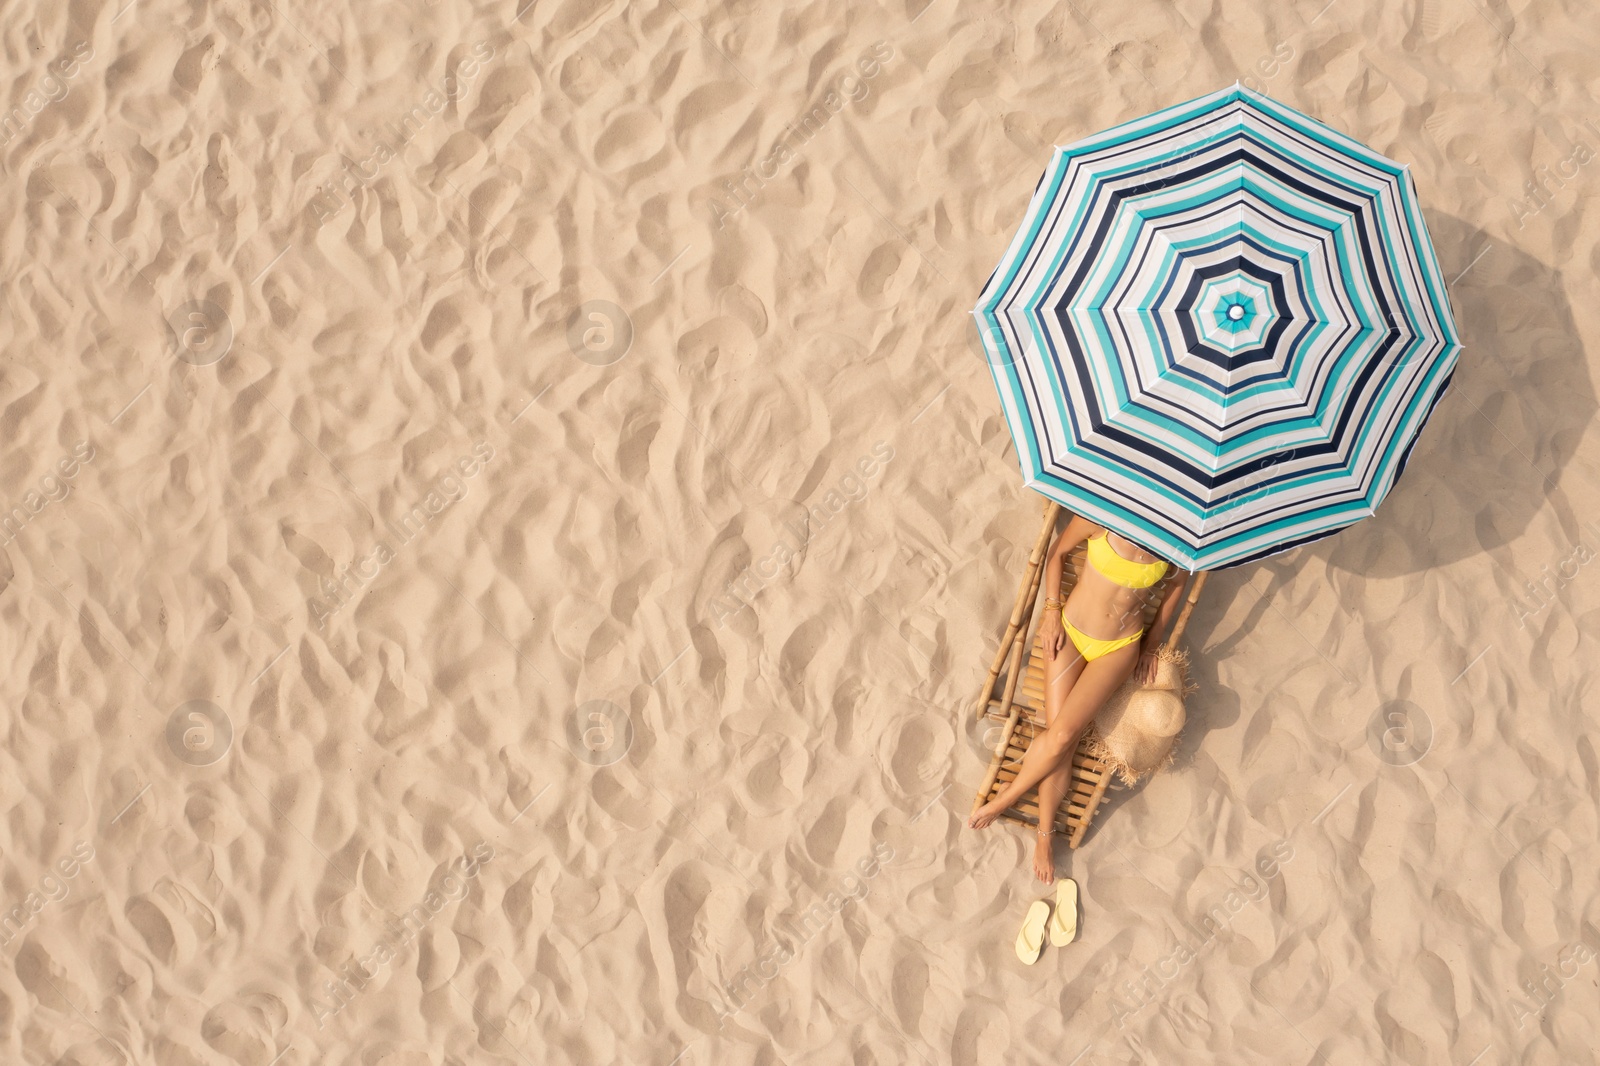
[972,85,1462,570]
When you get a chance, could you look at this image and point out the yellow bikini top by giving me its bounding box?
[1087,531,1168,589]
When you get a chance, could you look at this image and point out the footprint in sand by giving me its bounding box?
[124,881,214,966]
[470,66,540,140]
[13,937,91,1014]
[717,282,770,339]
[949,1002,1013,1064]
[1414,0,1450,39]
[935,60,998,117]
[558,51,608,108]
[733,731,804,817]
[856,240,919,309]
[777,617,832,706]
[878,711,948,794]
[886,947,931,1032]
[416,923,461,992]
[184,789,247,845]
[1420,104,1486,165]
[199,1000,275,1063]
[421,130,487,192]
[593,107,665,172]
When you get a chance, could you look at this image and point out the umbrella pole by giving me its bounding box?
[1161,570,1209,652]
[972,499,1060,721]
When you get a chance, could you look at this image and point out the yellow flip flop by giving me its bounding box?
[1049,878,1079,947]
[1015,899,1050,964]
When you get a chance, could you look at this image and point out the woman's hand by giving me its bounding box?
[1040,610,1065,661]
[1134,649,1159,685]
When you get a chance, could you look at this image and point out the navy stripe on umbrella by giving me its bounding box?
[972,85,1462,570]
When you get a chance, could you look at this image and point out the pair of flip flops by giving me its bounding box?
[1015,878,1078,964]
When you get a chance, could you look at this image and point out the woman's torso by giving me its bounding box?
[1062,531,1167,640]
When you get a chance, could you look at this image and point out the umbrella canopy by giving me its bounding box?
[972,85,1462,570]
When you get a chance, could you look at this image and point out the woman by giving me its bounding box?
[968,514,1190,882]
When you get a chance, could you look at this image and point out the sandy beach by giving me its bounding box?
[3,0,1600,1062]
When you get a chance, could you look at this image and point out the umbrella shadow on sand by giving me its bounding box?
[1313,211,1593,580]
[1079,212,1596,838]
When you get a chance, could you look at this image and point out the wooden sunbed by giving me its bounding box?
[969,500,1207,847]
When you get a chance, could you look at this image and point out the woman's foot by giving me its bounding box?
[1033,830,1056,883]
[968,797,1008,829]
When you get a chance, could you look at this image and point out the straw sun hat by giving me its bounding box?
[1083,644,1196,785]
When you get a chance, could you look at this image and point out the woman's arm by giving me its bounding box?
[1039,515,1100,660]
[1044,515,1100,596]
[1141,569,1191,655]
[1134,569,1191,682]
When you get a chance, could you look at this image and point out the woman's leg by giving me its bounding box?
[969,640,1141,830]
[1031,641,1086,882]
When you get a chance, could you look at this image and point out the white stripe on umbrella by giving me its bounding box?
[973,85,1461,570]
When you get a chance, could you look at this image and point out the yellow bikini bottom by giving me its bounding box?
[1062,612,1144,662]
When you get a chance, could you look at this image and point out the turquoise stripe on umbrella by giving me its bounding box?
[972,85,1462,570]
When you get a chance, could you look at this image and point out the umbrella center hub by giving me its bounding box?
[1190,272,1275,353]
